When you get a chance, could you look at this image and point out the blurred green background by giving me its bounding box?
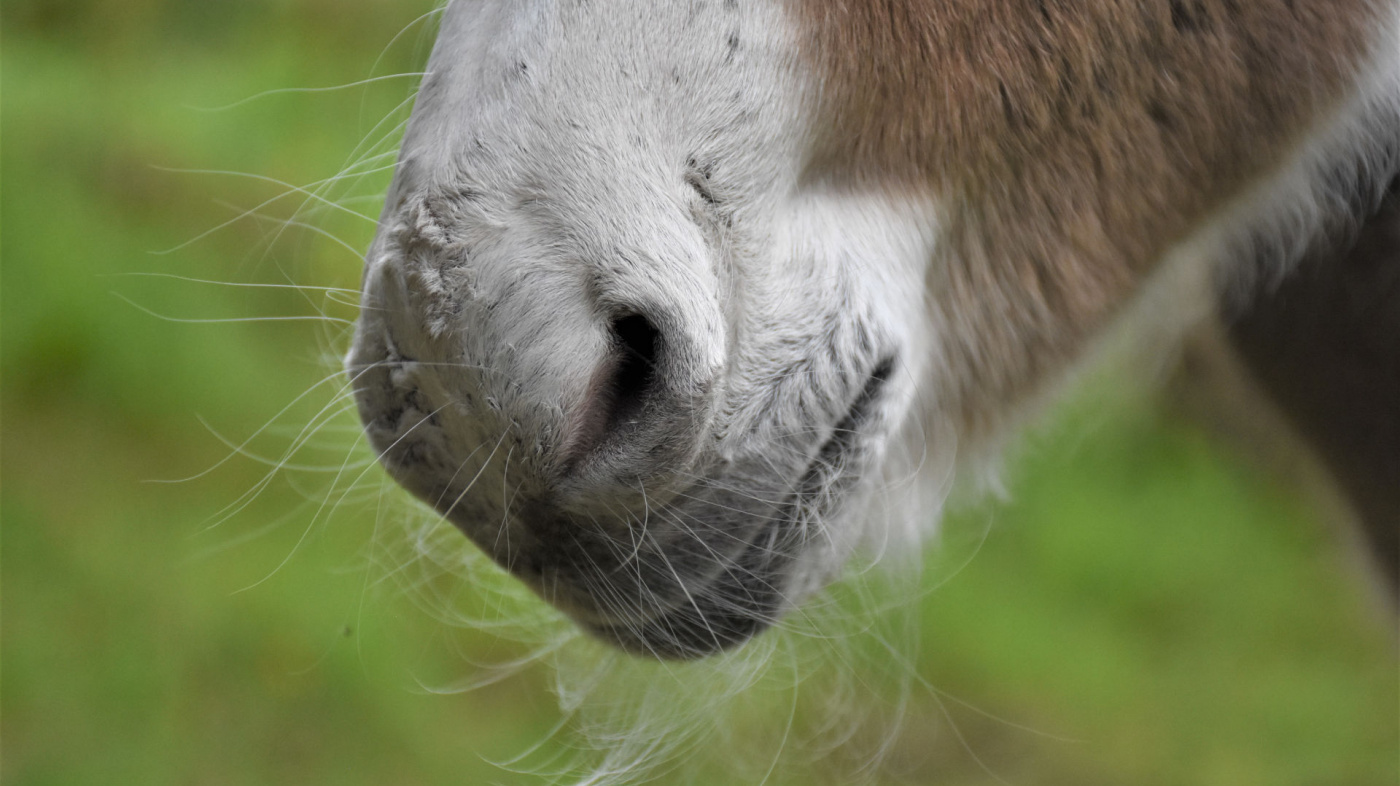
[3,2,1396,784]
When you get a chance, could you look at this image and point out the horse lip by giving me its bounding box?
[417,355,899,658]
[808,358,894,476]
[579,357,897,658]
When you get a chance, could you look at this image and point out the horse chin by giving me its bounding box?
[398,360,900,660]
[439,458,849,659]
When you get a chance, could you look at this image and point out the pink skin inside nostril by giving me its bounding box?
[554,313,659,474]
[556,351,626,473]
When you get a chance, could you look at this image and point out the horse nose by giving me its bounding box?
[348,190,726,521]
[351,248,723,512]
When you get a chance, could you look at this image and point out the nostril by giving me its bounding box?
[558,311,670,474]
[608,313,660,429]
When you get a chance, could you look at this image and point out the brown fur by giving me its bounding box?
[792,0,1385,434]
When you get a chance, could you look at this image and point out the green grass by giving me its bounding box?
[4,3,1396,784]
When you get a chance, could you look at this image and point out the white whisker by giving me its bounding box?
[188,72,432,112]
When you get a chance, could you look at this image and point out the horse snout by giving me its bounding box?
[348,220,726,559]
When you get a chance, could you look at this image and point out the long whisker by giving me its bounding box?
[107,271,359,294]
[112,291,354,326]
[188,72,432,112]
